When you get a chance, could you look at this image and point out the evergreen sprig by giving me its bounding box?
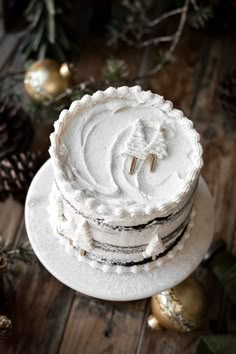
[107,0,153,47]
[68,84,94,102]
[18,0,73,61]
[102,58,129,83]
[0,236,37,290]
[188,3,213,30]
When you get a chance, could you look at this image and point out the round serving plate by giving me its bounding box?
[25,159,214,301]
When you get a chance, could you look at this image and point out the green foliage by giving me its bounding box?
[195,336,236,354]
[103,58,129,83]
[107,0,153,47]
[18,0,73,61]
[68,83,94,101]
[25,82,94,121]
[188,4,213,30]
[26,101,60,121]
[0,236,37,290]
[155,50,170,70]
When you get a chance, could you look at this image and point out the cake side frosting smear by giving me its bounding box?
[48,86,203,273]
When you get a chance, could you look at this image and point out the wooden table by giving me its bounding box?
[0,23,235,354]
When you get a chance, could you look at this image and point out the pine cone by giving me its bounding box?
[219,69,236,119]
[0,315,12,341]
[0,99,33,159]
[0,152,42,203]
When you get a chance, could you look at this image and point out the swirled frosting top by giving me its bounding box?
[50,86,203,218]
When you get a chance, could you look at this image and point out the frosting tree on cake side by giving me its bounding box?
[48,86,203,273]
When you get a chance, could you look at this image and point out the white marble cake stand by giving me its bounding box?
[25,159,214,301]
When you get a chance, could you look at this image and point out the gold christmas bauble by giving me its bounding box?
[24,59,71,103]
[148,277,207,332]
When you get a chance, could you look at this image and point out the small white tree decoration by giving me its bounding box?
[125,120,168,174]
[79,220,94,256]
[71,220,94,256]
[126,119,147,174]
[143,233,165,260]
[147,128,168,172]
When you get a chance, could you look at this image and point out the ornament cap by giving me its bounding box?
[147,315,161,330]
[60,63,72,78]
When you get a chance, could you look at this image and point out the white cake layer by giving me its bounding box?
[48,186,196,269]
[87,224,188,264]
[49,182,195,249]
[49,86,202,224]
[48,181,194,265]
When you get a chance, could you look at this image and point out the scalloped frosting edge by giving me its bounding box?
[49,86,203,220]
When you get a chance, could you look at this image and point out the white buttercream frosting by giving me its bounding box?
[48,185,196,273]
[48,86,203,273]
[49,86,202,223]
[142,232,165,258]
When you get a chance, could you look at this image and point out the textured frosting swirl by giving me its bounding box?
[49,86,203,220]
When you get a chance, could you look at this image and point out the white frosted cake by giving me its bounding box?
[48,86,203,273]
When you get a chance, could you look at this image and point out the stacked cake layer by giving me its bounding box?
[48,86,203,273]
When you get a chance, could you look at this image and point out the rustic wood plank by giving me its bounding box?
[149,30,206,116]
[191,35,236,250]
[191,35,236,334]
[0,222,75,354]
[139,327,211,354]
[60,295,147,354]
[200,134,236,247]
[192,36,236,126]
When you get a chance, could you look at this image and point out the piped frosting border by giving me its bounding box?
[50,203,196,274]
[49,86,203,220]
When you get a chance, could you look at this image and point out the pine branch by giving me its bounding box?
[107,0,213,76]
[188,3,213,30]
[146,8,184,28]
[108,0,190,75]
[46,0,56,44]
[0,236,37,291]
[102,58,129,83]
[18,0,74,61]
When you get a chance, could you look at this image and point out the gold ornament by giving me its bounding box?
[147,277,207,332]
[24,59,72,103]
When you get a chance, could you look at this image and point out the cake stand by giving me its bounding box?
[25,159,214,301]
